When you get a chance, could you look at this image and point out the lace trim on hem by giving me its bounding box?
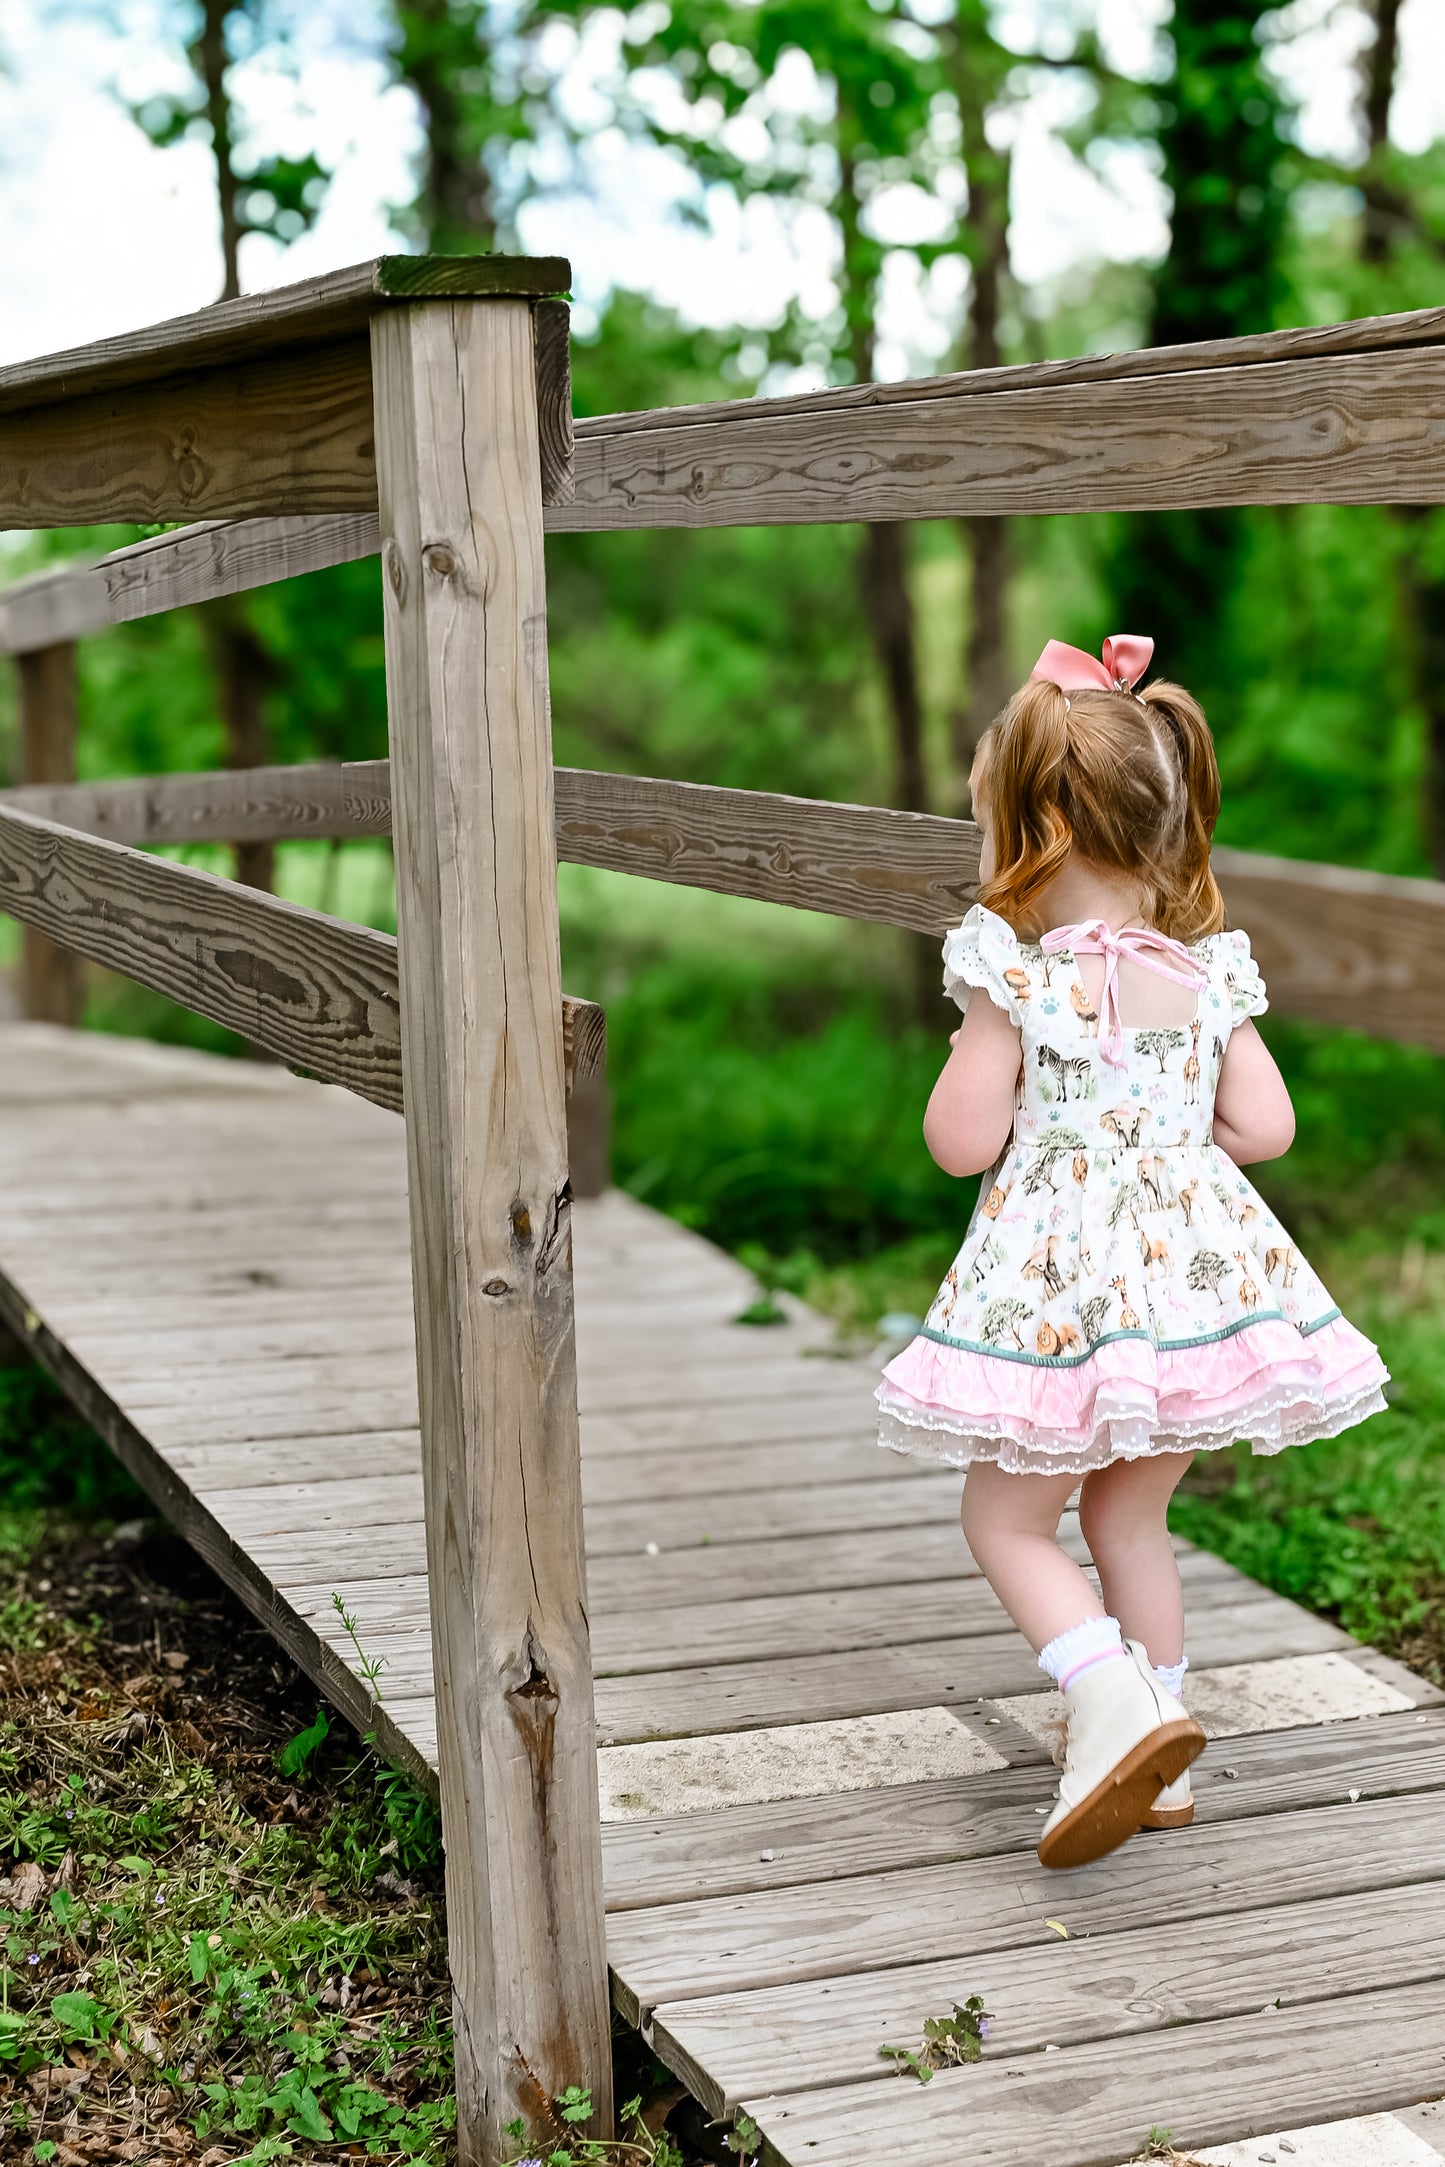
[875,1383,1388,1478]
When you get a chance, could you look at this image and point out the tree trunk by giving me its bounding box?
[834,138,937,1019]
[197,0,242,300]
[1357,0,1445,869]
[204,603,276,897]
[1397,512,1445,877]
[950,26,1013,799]
[1360,0,1405,263]
[398,0,497,251]
[858,522,927,817]
[959,515,1011,784]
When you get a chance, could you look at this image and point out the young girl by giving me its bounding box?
[878,634,1389,1872]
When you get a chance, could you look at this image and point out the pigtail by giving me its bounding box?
[1140,680,1225,941]
[977,679,1075,936]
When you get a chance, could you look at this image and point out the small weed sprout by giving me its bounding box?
[331,1589,387,1700]
[879,1995,992,2081]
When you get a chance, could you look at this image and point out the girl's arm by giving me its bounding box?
[1212,1018,1295,1165]
[923,997,1023,1177]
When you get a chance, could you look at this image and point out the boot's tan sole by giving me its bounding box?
[1141,1798,1195,1829]
[1037,1719,1205,1870]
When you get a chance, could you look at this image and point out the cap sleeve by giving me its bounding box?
[1221,927,1268,1020]
[942,904,1027,1026]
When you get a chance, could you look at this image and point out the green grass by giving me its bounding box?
[0,1514,457,2164]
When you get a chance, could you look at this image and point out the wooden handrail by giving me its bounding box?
[0,801,603,1105]
[0,260,573,532]
[7,287,1445,540]
[4,764,1441,1053]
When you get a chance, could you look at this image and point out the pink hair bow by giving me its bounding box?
[1040,919,1205,1068]
[1031,634,1154,694]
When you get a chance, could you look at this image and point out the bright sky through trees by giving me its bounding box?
[0,0,1442,373]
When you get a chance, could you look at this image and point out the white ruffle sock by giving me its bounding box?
[1038,1613,1127,1689]
[1153,1656,1188,1701]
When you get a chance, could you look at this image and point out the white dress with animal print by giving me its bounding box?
[877,905,1389,1475]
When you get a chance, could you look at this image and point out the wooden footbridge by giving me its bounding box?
[3,263,1445,2165]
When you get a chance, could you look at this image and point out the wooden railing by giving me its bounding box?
[4,760,1443,1056]
[5,262,1445,2164]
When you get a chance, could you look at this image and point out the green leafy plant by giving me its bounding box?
[879,1996,992,2082]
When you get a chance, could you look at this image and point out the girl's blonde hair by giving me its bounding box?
[973,677,1225,943]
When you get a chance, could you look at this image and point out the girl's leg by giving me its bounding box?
[1077,1451,1196,1671]
[960,1461,1102,1650]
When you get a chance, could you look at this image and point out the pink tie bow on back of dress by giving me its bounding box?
[1031,634,1154,696]
[1040,920,1207,1068]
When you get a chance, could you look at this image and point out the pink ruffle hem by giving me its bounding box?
[876,1314,1389,1476]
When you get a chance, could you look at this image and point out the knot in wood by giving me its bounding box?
[422,541,459,579]
[510,1202,533,1244]
[482,1277,510,1298]
[382,538,406,602]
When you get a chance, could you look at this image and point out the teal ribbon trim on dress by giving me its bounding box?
[919,1304,1342,1370]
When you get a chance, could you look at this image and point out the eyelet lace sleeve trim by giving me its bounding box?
[941,903,1026,1025]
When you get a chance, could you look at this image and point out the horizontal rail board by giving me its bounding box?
[1212,844,1445,1050]
[0,517,383,654]
[4,767,1441,1053]
[0,804,602,1102]
[7,315,1445,543]
[556,342,1445,529]
[0,254,571,417]
[1,305,570,533]
[578,302,1445,436]
[0,761,391,844]
[0,338,377,530]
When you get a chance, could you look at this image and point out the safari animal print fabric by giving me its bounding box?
[876,906,1388,1475]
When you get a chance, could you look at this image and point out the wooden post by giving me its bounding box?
[566,1075,611,1199]
[370,297,612,2162]
[16,642,83,1026]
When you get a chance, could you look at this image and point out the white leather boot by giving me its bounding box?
[1037,1640,1205,1870]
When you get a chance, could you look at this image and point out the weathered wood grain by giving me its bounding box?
[16,643,84,1027]
[606,1789,1445,2020]
[662,1880,1445,2115]
[745,1980,1445,2167]
[0,804,602,1101]
[0,255,571,417]
[105,515,383,628]
[1,762,369,844]
[591,1597,1349,1746]
[0,561,110,651]
[557,342,1445,529]
[587,1552,1239,1675]
[10,760,1441,1052]
[0,339,378,529]
[575,302,1445,437]
[0,799,404,1104]
[599,1704,1445,1910]
[553,768,980,930]
[303,1586,1341,1713]
[372,296,612,2148]
[1214,843,1445,1052]
[534,299,575,509]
